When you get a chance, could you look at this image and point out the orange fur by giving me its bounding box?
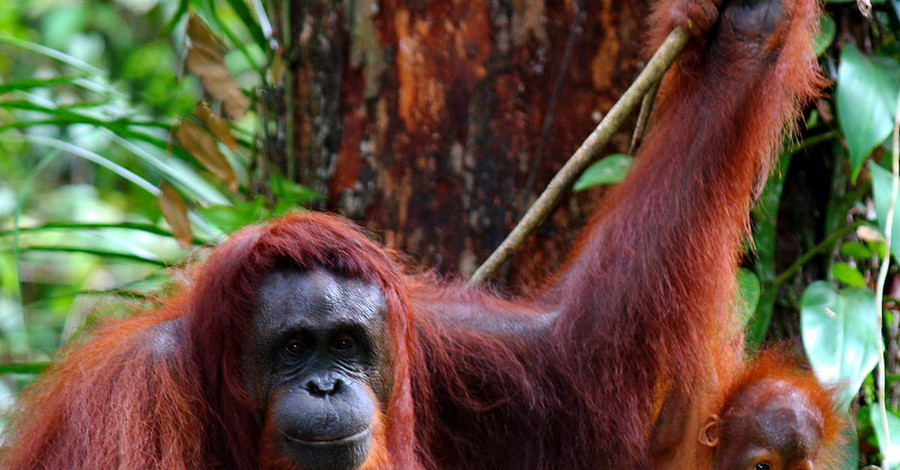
[3,214,424,469]
[709,349,846,470]
[1,1,831,469]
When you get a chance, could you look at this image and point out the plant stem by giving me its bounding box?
[469,27,691,285]
[874,86,900,470]
[771,220,862,287]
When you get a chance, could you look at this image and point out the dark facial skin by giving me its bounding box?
[243,268,392,470]
[722,0,784,38]
[702,379,824,470]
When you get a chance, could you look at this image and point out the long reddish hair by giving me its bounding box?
[2,212,424,470]
[184,212,423,468]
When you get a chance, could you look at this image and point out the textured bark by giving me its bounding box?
[288,0,650,287]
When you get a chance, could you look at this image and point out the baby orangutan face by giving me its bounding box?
[699,379,825,470]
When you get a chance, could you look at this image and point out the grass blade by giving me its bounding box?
[18,246,170,267]
[0,35,104,76]
[0,222,209,245]
[0,362,51,375]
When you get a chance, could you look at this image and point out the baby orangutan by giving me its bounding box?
[699,352,843,470]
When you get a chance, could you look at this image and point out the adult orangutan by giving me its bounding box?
[1,0,840,469]
[410,0,840,467]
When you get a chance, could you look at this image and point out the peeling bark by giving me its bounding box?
[289,0,650,287]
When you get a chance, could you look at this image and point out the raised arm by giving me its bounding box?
[544,0,822,373]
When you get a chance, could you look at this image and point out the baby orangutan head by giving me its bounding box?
[700,353,843,470]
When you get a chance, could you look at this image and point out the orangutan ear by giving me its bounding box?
[699,415,720,447]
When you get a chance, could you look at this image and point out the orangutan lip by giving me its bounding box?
[283,427,371,445]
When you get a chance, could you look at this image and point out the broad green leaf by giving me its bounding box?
[735,268,760,329]
[871,240,888,259]
[801,281,880,409]
[870,163,900,263]
[573,154,633,191]
[831,262,867,288]
[871,405,900,469]
[841,241,873,259]
[813,14,836,57]
[836,44,900,182]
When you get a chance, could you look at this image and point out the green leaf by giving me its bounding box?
[0,77,81,94]
[0,362,50,374]
[23,135,159,195]
[746,151,793,350]
[832,262,867,288]
[813,14,836,57]
[223,0,269,51]
[270,175,324,206]
[836,44,900,182]
[19,246,169,267]
[871,163,900,263]
[870,405,900,469]
[111,134,231,206]
[0,35,104,76]
[200,197,268,234]
[164,0,190,34]
[0,222,207,245]
[801,282,880,409]
[841,241,873,259]
[735,268,760,329]
[573,154,633,191]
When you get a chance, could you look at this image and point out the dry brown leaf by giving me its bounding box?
[158,182,193,248]
[176,119,238,190]
[187,14,225,53]
[194,102,238,150]
[185,14,249,118]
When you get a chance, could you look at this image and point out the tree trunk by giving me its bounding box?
[287,0,650,288]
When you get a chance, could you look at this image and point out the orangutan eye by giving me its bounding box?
[755,463,771,470]
[284,339,305,356]
[333,335,356,351]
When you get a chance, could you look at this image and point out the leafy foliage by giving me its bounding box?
[571,2,900,466]
[0,0,315,431]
